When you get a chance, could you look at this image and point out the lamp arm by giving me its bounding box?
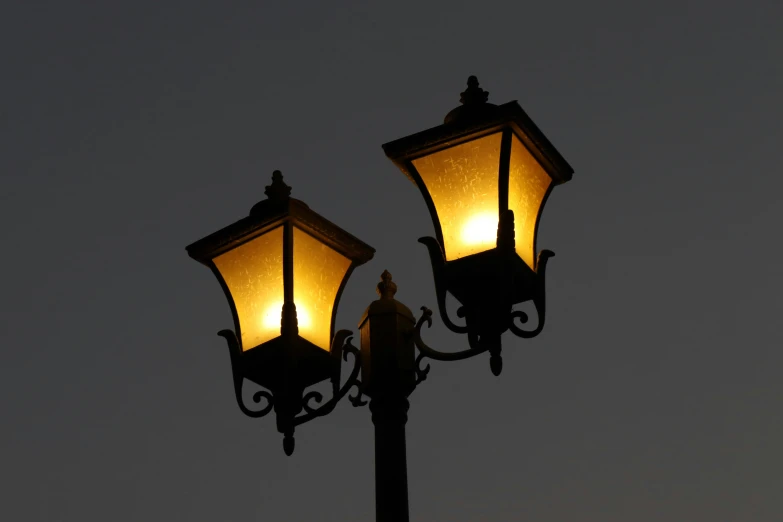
[293,334,366,427]
[412,307,490,384]
[418,237,469,334]
[217,329,274,418]
[508,249,554,339]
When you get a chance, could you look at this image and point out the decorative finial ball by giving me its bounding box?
[459,76,489,106]
[264,169,292,201]
[376,270,398,300]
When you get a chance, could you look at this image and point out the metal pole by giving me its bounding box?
[371,394,410,522]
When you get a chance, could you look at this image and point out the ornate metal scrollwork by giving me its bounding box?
[412,245,553,377]
[507,249,553,340]
[412,307,493,383]
[217,328,367,456]
[218,329,276,418]
[301,391,324,414]
[293,332,366,427]
[411,241,556,379]
[417,237,469,335]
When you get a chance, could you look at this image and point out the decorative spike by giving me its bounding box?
[444,76,496,124]
[489,353,503,376]
[283,433,295,456]
[484,333,503,376]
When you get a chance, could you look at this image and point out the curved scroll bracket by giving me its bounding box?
[292,333,366,427]
[508,249,554,340]
[418,237,469,334]
[414,351,430,385]
[217,329,275,418]
[412,307,493,385]
[217,328,366,456]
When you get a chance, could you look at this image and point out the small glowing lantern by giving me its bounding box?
[382,77,573,370]
[186,171,374,445]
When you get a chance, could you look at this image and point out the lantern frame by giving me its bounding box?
[383,77,574,375]
[186,171,374,453]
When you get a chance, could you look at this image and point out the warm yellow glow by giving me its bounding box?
[460,212,497,248]
[213,226,284,351]
[260,301,312,330]
[412,133,502,260]
[507,135,552,270]
[293,227,352,350]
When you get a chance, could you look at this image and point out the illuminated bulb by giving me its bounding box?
[261,302,312,331]
[460,213,497,248]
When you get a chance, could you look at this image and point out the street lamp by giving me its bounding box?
[186,77,573,522]
[383,76,573,376]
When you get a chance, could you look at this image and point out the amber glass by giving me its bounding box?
[412,133,502,261]
[213,226,285,351]
[508,135,552,270]
[293,227,352,350]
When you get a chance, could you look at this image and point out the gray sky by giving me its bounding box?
[2,1,782,521]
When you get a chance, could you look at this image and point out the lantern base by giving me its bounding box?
[444,247,539,306]
[418,237,546,325]
[416,238,555,376]
[240,335,339,392]
[218,328,366,455]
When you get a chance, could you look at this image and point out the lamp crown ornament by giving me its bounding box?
[376,269,397,300]
[264,169,292,201]
[444,75,497,124]
[460,75,489,106]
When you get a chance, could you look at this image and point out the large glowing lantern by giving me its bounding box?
[382,77,573,368]
[186,170,375,395]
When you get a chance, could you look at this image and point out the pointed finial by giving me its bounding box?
[264,170,292,201]
[376,270,397,300]
[283,432,295,456]
[444,76,496,124]
[460,76,489,106]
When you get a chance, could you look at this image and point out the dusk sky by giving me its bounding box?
[2,1,782,521]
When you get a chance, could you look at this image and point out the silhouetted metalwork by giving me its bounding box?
[185,77,573,522]
[215,320,366,455]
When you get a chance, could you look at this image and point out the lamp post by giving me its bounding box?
[186,77,573,521]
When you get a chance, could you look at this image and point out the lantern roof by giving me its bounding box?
[382,76,574,186]
[186,171,375,265]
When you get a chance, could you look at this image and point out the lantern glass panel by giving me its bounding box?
[507,135,552,270]
[213,226,285,351]
[293,227,352,350]
[411,132,503,261]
